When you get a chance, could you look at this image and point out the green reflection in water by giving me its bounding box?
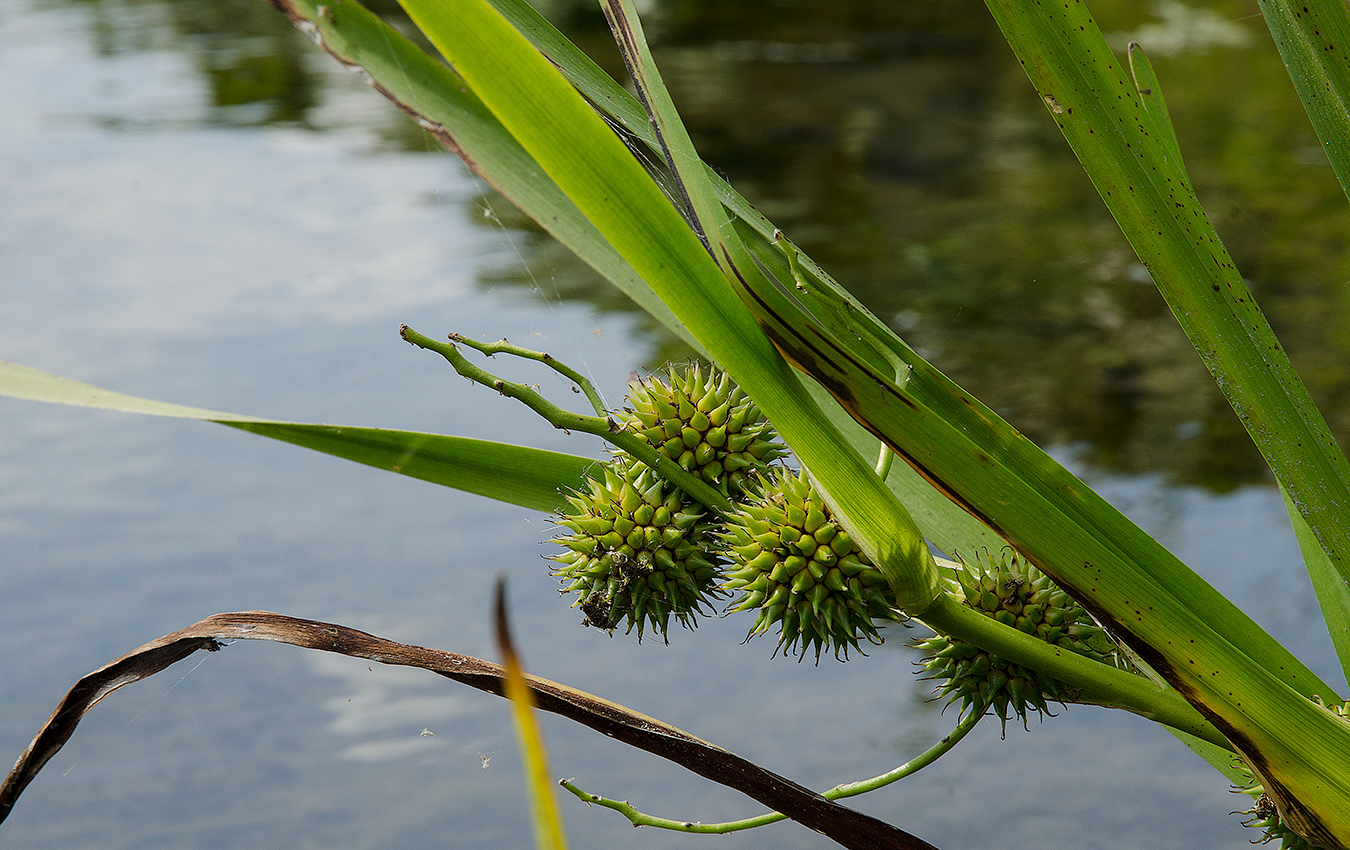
[62,0,1350,491]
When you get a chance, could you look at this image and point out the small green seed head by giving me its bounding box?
[913,548,1125,732]
[722,468,896,662]
[551,455,722,641]
[618,363,787,498]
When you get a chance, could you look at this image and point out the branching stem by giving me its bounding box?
[400,324,732,513]
[449,332,609,416]
[560,702,986,834]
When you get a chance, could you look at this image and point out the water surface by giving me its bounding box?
[1,1,1344,848]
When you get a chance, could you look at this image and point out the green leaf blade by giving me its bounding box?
[275,0,695,349]
[0,361,592,512]
[224,422,590,513]
[984,0,1350,602]
[1283,484,1350,687]
[1258,0,1350,203]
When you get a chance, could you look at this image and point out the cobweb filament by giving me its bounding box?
[595,107,696,231]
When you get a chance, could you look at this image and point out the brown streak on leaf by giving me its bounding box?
[1099,620,1338,849]
[1,611,937,850]
[599,0,708,252]
[726,253,1009,542]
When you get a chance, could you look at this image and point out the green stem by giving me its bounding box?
[559,704,986,834]
[400,325,732,513]
[450,332,608,416]
[917,592,1230,750]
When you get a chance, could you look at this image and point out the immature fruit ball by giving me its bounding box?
[618,363,787,498]
[550,455,721,640]
[913,549,1123,731]
[722,468,896,661]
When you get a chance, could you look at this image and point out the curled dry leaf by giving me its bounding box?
[0,611,936,850]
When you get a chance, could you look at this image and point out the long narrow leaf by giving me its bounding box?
[494,580,569,850]
[1258,0,1350,202]
[594,0,940,606]
[505,0,1000,556]
[984,0,1350,600]
[0,361,592,512]
[397,0,941,609]
[1284,485,1350,685]
[1,611,938,849]
[1251,0,1350,682]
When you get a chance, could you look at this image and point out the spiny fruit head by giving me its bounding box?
[722,468,897,662]
[550,455,722,641]
[618,363,787,498]
[913,548,1123,731]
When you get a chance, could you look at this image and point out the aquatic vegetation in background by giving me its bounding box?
[4,0,1350,847]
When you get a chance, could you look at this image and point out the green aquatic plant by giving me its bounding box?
[617,363,787,499]
[5,0,1350,847]
[551,452,721,638]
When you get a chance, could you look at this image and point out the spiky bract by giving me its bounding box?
[619,363,786,498]
[551,455,722,640]
[914,549,1122,731]
[722,468,896,661]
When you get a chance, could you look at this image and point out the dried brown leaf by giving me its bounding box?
[1,611,936,850]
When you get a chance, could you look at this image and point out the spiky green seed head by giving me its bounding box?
[721,468,896,661]
[913,549,1124,731]
[550,455,722,640]
[618,363,787,498]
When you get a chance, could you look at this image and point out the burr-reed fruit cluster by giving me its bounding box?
[549,362,1120,727]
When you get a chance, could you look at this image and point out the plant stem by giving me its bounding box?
[917,592,1230,749]
[876,445,894,479]
[399,324,732,513]
[450,332,609,417]
[559,703,986,834]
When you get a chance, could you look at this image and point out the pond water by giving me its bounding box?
[1,1,1345,848]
